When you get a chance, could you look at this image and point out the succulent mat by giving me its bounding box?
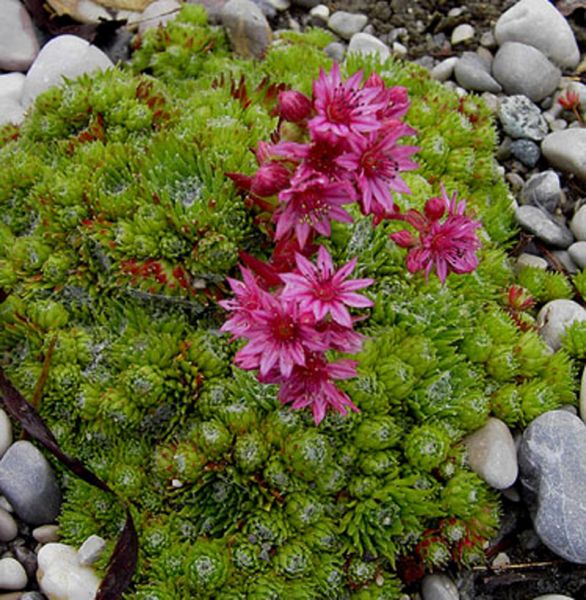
[0,6,579,598]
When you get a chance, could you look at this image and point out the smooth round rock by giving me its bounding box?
[451,23,475,45]
[22,35,113,108]
[519,411,586,563]
[33,524,60,544]
[492,42,561,102]
[0,0,40,71]
[494,0,579,69]
[542,129,586,182]
[515,205,574,249]
[430,57,458,82]
[498,95,548,141]
[515,253,548,271]
[138,0,181,34]
[510,139,540,167]
[568,241,586,269]
[552,250,578,274]
[0,411,12,460]
[520,170,561,212]
[324,41,345,62]
[78,534,106,566]
[347,32,389,61]
[571,206,586,241]
[21,593,47,600]
[0,508,17,542]
[421,573,459,600]
[537,299,586,351]
[0,73,25,104]
[221,0,272,59]
[0,440,62,526]
[464,418,518,490]
[309,4,329,22]
[327,11,367,40]
[0,98,25,127]
[454,52,501,93]
[0,557,26,591]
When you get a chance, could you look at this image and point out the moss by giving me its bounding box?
[0,6,579,598]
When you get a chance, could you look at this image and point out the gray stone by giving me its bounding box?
[510,139,540,167]
[515,253,548,271]
[309,4,329,22]
[137,0,181,34]
[542,129,586,182]
[327,11,368,41]
[454,52,501,93]
[32,524,60,544]
[480,30,497,49]
[552,250,578,274]
[13,545,37,580]
[498,95,548,141]
[347,33,389,62]
[492,42,561,103]
[0,441,61,526]
[571,206,586,241]
[21,593,46,600]
[464,418,518,490]
[421,573,459,600]
[22,35,113,108]
[515,205,574,249]
[520,171,561,213]
[451,23,475,45]
[324,42,345,62]
[0,99,25,127]
[532,596,575,600]
[0,73,25,104]
[568,241,586,269]
[580,365,586,424]
[0,0,39,72]
[494,0,579,69]
[187,0,228,23]
[480,91,499,113]
[392,42,407,57]
[0,508,17,543]
[78,534,106,566]
[221,0,272,59]
[290,0,319,7]
[430,57,458,83]
[0,557,26,590]
[0,411,12,460]
[519,410,586,563]
[537,299,586,351]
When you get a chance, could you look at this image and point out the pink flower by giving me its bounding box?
[219,267,271,337]
[363,73,410,121]
[277,90,313,122]
[273,132,350,181]
[389,187,482,283]
[315,319,366,354]
[250,162,291,197]
[309,63,384,137]
[274,175,355,248]
[234,294,327,378]
[336,121,419,217]
[280,245,373,327]
[277,352,359,424]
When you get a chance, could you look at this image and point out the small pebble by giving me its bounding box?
[515,205,574,249]
[520,170,561,212]
[0,412,11,460]
[542,129,586,182]
[0,0,40,71]
[568,241,586,269]
[21,593,46,600]
[0,73,25,104]
[0,509,17,543]
[571,206,586,241]
[309,4,329,22]
[347,33,389,61]
[498,95,548,141]
[221,0,272,59]
[537,299,586,351]
[430,57,458,82]
[33,524,60,544]
[0,99,25,127]
[454,52,501,93]
[492,42,561,102]
[327,11,368,40]
[515,253,548,271]
[137,0,181,34]
[479,30,496,48]
[0,557,27,590]
[464,418,518,490]
[532,596,575,600]
[324,41,345,62]
[552,250,578,274]
[13,545,37,580]
[451,23,474,45]
[392,42,407,57]
[492,552,511,568]
[78,535,106,566]
[510,139,540,167]
[421,573,459,600]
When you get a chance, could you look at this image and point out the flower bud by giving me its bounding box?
[277,90,312,123]
[250,162,291,197]
[424,196,446,220]
[389,229,416,248]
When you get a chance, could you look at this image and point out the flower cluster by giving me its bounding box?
[223,64,482,423]
[220,246,372,424]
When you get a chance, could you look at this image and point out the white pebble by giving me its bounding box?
[309,4,329,22]
[532,596,575,600]
[0,497,13,513]
[568,241,586,269]
[492,552,511,568]
[571,205,586,241]
[430,57,458,82]
[0,73,26,104]
[0,557,27,590]
[579,365,586,423]
[421,573,459,600]
[451,23,475,45]
[138,0,181,35]
[0,508,17,542]
[392,42,408,57]
[537,299,586,351]
[464,418,518,489]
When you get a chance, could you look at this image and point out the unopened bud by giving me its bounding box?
[424,196,446,221]
[277,90,312,123]
[251,162,291,197]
